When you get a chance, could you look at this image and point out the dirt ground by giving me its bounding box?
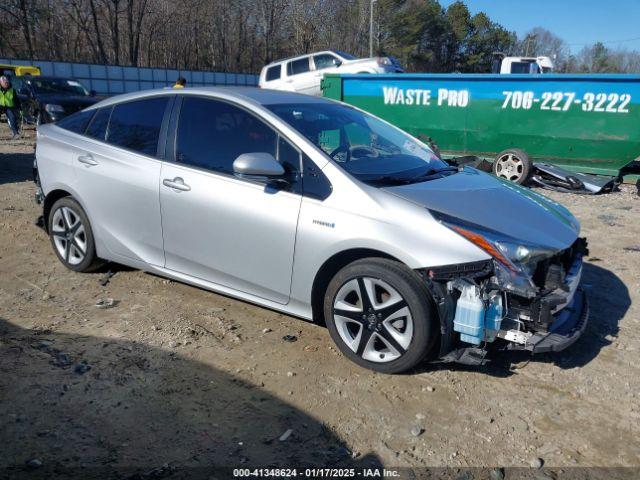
[1,123,639,478]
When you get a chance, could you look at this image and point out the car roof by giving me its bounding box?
[25,75,83,83]
[263,50,341,68]
[85,86,333,110]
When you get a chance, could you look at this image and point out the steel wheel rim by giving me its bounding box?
[333,277,413,363]
[51,206,86,265]
[495,153,525,182]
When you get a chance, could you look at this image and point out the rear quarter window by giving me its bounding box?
[56,109,95,135]
[265,65,281,82]
[85,107,112,141]
[106,97,169,157]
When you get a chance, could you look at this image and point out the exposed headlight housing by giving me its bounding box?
[376,57,392,66]
[44,104,65,114]
[431,211,559,297]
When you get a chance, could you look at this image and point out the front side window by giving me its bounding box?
[107,97,169,156]
[267,102,449,185]
[85,107,112,141]
[176,97,277,175]
[56,109,95,134]
[313,54,339,70]
[287,58,310,76]
[176,97,301,188]
[333,50,357,60]
[265,65,281,81]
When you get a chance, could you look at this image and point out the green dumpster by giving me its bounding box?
[321,73,640,178]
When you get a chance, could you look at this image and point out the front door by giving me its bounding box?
[159,96,302,304]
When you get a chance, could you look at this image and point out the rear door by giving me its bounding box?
[285,57,318,95]
[159,95,302,304]
[71,95,172,266]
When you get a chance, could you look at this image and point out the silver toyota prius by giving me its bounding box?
[34,87,589,373]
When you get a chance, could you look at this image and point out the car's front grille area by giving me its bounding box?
[531,237,588,290]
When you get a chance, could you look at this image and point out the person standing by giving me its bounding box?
[173,77,186,89]
[0,75,21,138]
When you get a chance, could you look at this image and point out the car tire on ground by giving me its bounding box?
[47,197,103,272]
[492,148,532,184]
[323,258,437,374]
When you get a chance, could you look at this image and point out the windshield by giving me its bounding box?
[333,50,358,60]
[31,78,89,96]
[267,102,450,184]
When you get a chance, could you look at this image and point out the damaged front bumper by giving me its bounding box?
[522,288,588,353]
[429,238,590,364]
[497,252,589,353]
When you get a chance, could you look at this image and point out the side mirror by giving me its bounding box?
[89,90,97,97]
[233,152,285,181]
[334,59,343,67]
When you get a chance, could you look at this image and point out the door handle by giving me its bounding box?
[162,177,191,192]
[78,154,98,167]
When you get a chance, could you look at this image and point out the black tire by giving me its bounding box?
[323,258,438,374]
[47,197,103,272]
[492,148,532,184]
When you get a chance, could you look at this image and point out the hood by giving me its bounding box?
[346,57,403,69]
[384,168,579,251]
[35,93,99,109]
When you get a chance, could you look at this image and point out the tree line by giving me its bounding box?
[1,0,638,74]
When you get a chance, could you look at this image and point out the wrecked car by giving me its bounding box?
[34,88,588,373]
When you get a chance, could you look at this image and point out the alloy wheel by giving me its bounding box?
[51,206,87,265]
[494,153,525,182]
[332,277,413,363]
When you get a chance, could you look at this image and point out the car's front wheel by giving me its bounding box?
[48,197,103,272]
[323,258,437,374]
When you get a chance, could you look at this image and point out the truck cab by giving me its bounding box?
[494,56,555,74]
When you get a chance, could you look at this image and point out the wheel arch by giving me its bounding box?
[310,248,403,325]
[43,189,72,233]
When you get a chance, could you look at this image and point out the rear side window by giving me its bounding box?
[265,65,281,81]
[176,97,277,175]
[56,109,95,134]
[287,58,310,76]
[107,97,169,156]
[85,107,112,141]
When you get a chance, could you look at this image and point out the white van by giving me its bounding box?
[259,50,403,96]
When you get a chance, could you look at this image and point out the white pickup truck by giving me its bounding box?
[495,55,555,74]
[259,50,403,96]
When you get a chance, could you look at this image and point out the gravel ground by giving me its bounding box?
[1,124,639,478]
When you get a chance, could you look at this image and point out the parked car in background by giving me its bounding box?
[34,87,588,374]
[259,50,403,96]
[12,75,98,124]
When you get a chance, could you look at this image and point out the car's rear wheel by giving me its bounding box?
[48,197,103,272]
[323,258,437,374]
